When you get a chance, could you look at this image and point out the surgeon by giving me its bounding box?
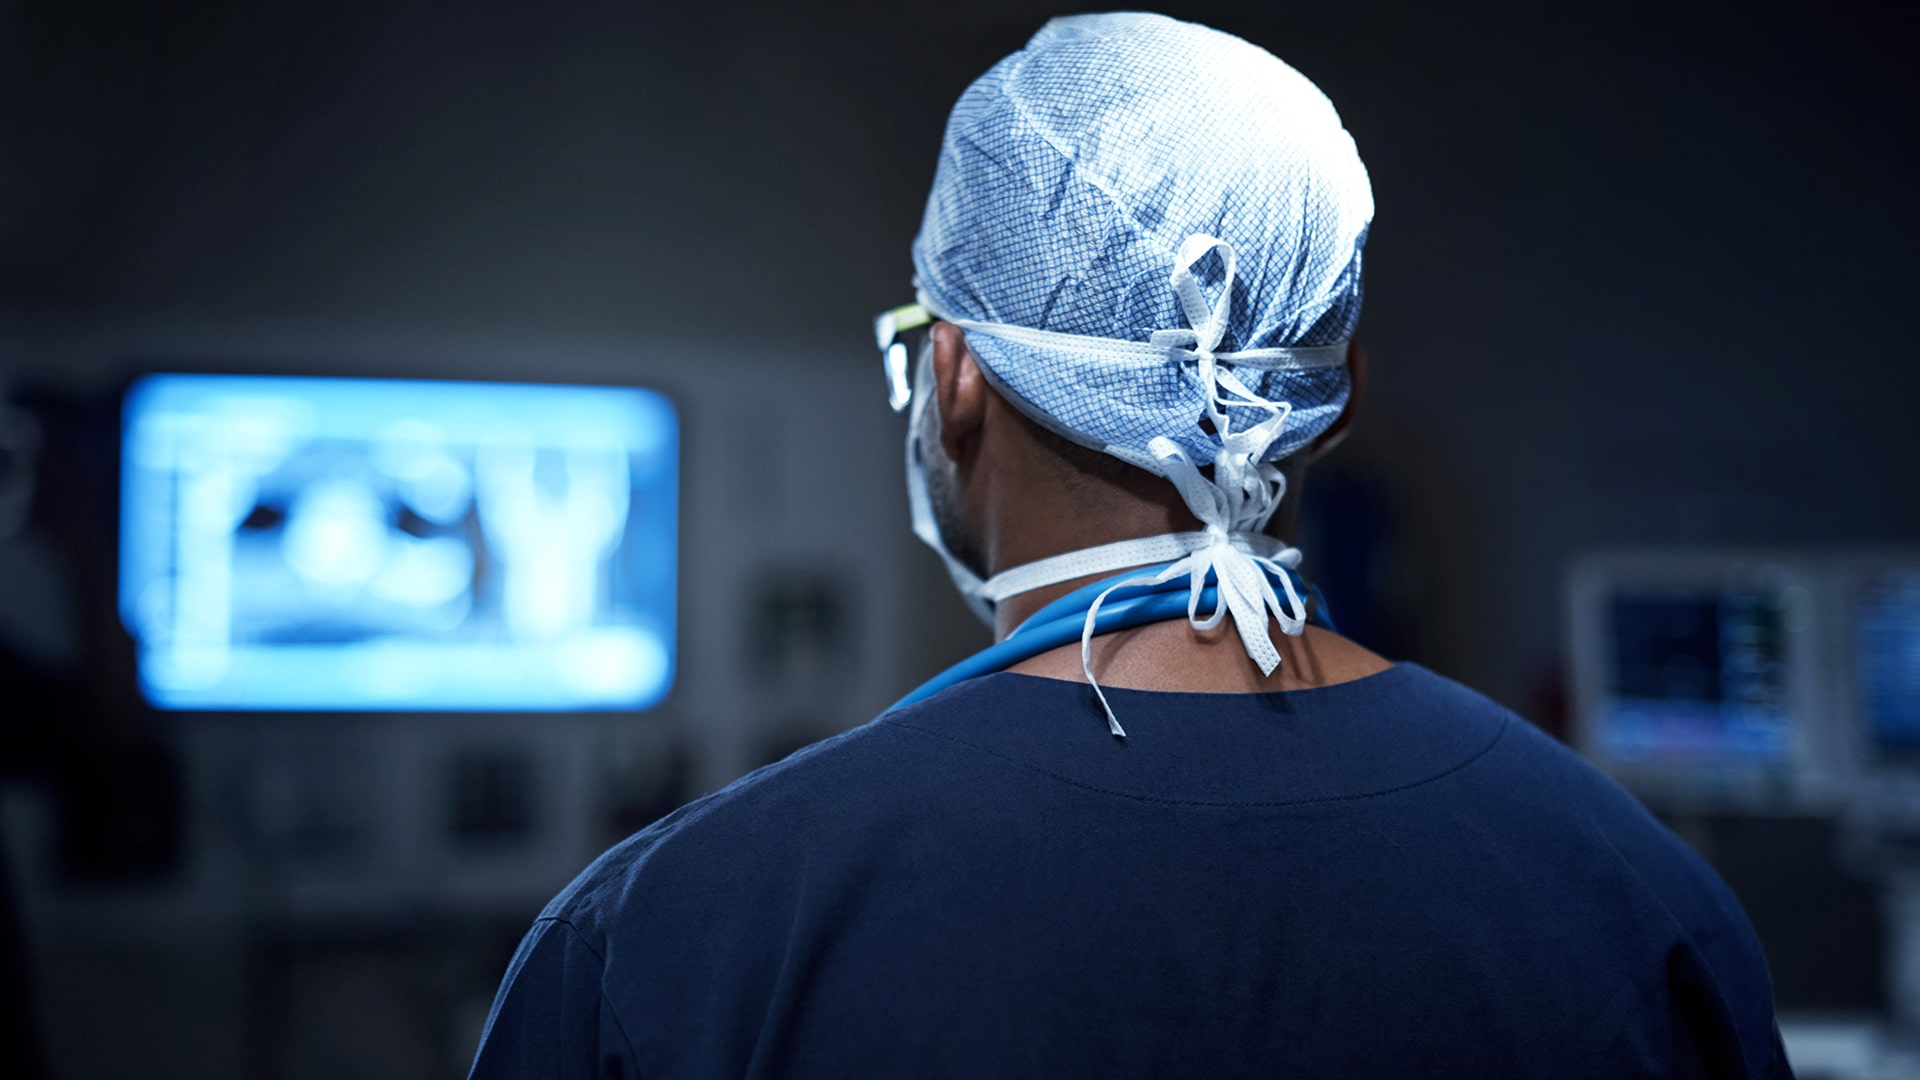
[469,13,1790,1078]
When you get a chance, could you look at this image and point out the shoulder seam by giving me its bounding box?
[532,916,605,962]
[532,916,645,1071]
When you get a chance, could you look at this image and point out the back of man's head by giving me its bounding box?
[895,13,1377,720]
[911,11,1373,475]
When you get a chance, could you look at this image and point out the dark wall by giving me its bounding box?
[3,0,1915,706]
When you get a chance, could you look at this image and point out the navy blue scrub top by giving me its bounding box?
[469,664,1792,1078]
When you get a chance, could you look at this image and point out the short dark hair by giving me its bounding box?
[1020,409,1307,538]
[1022,415,1147,490]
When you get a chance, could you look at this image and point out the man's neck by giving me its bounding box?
[984,511,1302,641]
[986,514,1390,692]
[986,511,1206,641]
[993,569,1134,641]
[979,471,1207,641]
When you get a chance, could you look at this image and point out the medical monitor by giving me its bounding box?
[1567,552,1838,811]
[1852,566,1920,758]
[1837,557,1920,831]
[119,374,677,711]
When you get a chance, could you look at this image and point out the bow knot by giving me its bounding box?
[1068,234,1315,737]
[1168,234,1235,357]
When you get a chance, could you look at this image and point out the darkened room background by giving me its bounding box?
[1,1,1915,1077]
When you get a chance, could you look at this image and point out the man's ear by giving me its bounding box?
[931,321,990,465]
[1307,341,1366,462]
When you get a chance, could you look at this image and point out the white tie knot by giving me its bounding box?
[1007,233,1317,740]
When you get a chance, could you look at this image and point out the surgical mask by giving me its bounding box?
[904,348,994,625]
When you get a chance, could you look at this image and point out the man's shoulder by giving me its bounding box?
[1418,670,1769,963]
[537,712,936,940]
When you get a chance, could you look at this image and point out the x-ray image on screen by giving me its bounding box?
[120,374,677,711]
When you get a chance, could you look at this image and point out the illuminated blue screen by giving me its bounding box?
[120,374,677,711]
[1858,572,1920,756]
[1598,590,1793,764]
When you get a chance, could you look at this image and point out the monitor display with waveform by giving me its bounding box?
[1594,588,1795,764]
[1857,569,1920,758]
[119,374,677,711]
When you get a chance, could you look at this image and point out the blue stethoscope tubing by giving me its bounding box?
[887,561,1336,711]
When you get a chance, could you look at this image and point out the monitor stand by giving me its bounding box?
[1831,824,1920,1077]
[1885,870,1920,1048]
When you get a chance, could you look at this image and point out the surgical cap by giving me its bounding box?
[911,12,1374,467]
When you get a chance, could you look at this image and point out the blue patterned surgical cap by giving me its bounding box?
[911,12,1373,466]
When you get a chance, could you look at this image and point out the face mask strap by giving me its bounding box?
[904,348,995,625]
